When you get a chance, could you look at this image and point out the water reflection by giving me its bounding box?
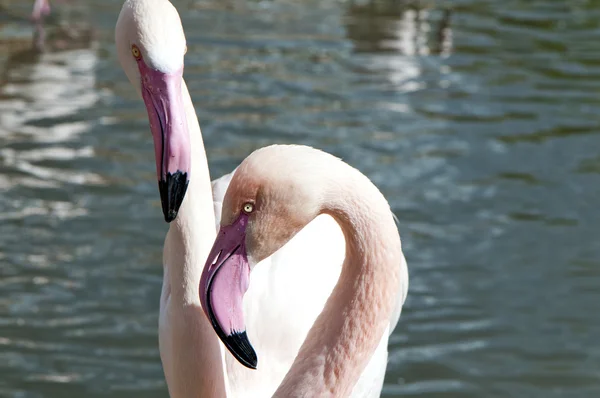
[343,1,600,396]
[2,0,600,397]
[345,1,452,56]
[0,25,101,191]
[0,12,116,396]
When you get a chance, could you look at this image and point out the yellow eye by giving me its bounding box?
[131,45,141,60]
[242,203,254,214]
[184,45,188,55]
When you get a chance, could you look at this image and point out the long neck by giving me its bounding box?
[161,79,230,396]
[274,169,403,397]
[165,79,216,303]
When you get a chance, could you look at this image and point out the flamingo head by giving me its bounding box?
[116,0,190,222]
[199,145,327,369]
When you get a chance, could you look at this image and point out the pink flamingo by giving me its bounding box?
[200,144,408,396]
[116,1,226,396]
[115,0,408,396]
[31,0,51,22]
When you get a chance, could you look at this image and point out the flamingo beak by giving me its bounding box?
[199,213,257,369]
[139,63,191,223]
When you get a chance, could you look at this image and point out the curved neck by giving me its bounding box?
[274,170,403,397]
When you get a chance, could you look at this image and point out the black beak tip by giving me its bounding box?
[205,273,257,369]
[224,331,258,370]
[158,171,189,223]
[164,209,178,223]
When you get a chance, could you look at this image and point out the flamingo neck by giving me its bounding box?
[274,169,403,397]
[160,79,230,397]
[164,79,216,304]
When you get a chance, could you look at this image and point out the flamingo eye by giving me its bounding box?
[242,203,254,214]
[131,45,141,60]
[184,45,188,55]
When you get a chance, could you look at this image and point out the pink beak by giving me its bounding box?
[137,59,191,222]
[199,213,257,369]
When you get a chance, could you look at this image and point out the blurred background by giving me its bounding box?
[1,0,600,397]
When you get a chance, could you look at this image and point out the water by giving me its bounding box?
[1,0,600,396]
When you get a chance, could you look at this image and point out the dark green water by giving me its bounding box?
[1,0,600,397]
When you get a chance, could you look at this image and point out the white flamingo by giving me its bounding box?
[115,0,408,396]
[201,144,409,397]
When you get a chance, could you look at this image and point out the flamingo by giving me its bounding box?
[31,0,51,22]
[200,144,409,396]
[115,0,407,396]
[116,1,227,396]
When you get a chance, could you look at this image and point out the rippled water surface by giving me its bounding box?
[1,0,600,397]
